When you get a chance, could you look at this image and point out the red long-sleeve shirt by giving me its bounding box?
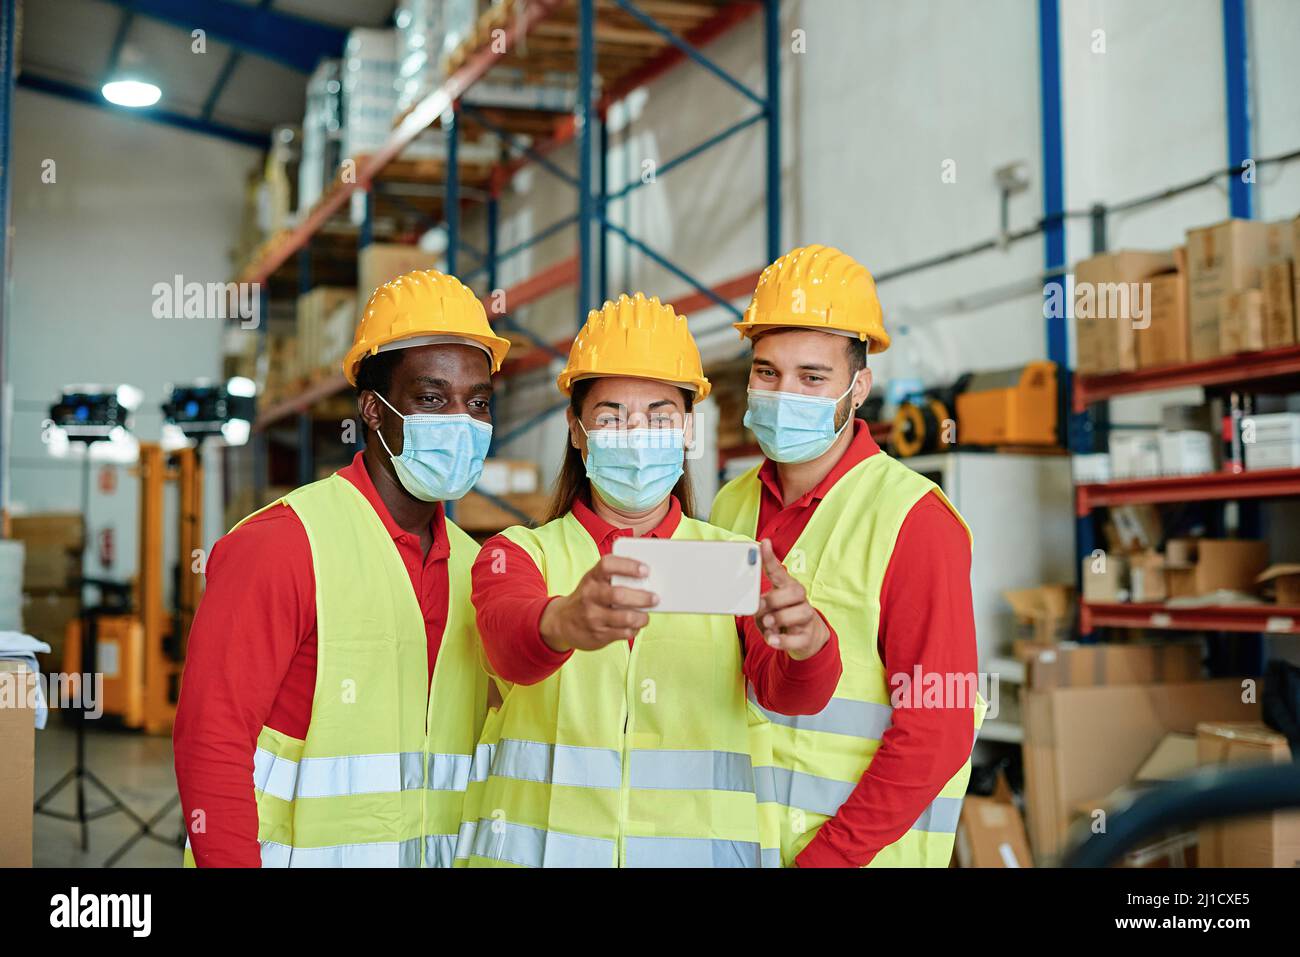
[753,420,977,868]
[471,494,842,716]
[173,452,452,868]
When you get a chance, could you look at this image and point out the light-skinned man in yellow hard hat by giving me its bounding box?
[710,245,982,868]
[175,268,509,867]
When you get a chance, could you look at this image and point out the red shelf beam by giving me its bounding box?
[1082,601,1300,635]
[238,0,563,286]
[1073,344,1300,413]
[1076,467,1300,515]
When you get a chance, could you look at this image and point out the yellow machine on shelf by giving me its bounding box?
[891,361,1060,457]
[63,443,202,734]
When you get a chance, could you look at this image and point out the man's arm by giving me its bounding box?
[172,506,315,867]
[795,493,976,868]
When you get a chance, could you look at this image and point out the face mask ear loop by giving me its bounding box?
[832,370,861,439]
[373,390,404,458]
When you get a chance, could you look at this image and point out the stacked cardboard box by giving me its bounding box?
[1138,247,1190,368]
[1019,641,1202,690]
[1197,722,1300,867]
[1074,250,1175,375]
[454,491,551,533]
[0,660,35,866]
[358,244,441,310]
[1186,218,1287,360]
[296,287,357,381]
[11,513,83,670]
[1022,679,1258,862]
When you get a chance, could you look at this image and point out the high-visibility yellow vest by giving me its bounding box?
[455,510,780,868]
[710,453,983,867]
[183,474,490,867]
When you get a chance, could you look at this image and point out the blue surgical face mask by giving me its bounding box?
[743,372,859,464]
[375,391,492,502]
[580,421,685,514]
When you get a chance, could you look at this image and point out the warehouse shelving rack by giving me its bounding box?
[239,0,781,526]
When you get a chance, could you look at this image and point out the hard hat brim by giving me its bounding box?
[345,329,511,385]
[557,370,711,402]
[734,319,891,354]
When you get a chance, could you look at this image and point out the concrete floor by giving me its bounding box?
[33,716,184,868]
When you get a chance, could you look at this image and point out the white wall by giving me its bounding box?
[8,88,260,588]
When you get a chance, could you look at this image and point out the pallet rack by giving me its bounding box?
[241,0,781,525]
[1073,342,1300,647]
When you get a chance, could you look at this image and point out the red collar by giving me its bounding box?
[756,418,881,508]
[571,494,683,550]
[338,451,449,561]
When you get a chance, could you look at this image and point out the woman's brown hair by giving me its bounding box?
[545,377,697,523]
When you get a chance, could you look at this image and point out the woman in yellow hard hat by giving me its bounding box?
[454,292,843,868]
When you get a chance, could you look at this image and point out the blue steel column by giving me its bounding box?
[764,0,781,262]
[252,284,269,499]
[598,117,609,306]
[1222,0,1253,219]
[576,0,596,326]
[0,0,16,510]
[446,108,460,275]
[1037,0,1095,632]
[486,195,500,456]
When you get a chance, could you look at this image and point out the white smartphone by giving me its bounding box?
[611,538,761,615]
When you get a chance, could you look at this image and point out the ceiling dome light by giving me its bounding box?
[102,79,161,108]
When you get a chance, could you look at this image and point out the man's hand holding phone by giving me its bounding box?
[540,554,658,652]
[754,539,830,661]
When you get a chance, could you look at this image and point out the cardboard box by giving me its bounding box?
[1197,722,1300,867]
[1022,679,1259,862]
[1294,216,1300,320]
[454,490,551,533]
[954,795,1033,868]
[357,244,440,314]
[1219,288,1266,355]
[1022,641,1200,691]
[1158,430,1214,476]
[1256,564,1300,606]
[476,459,542,496]
[1262,259,1295,348]
[1186,219,1274,360]
[1003,584,1075,645]
[0,660,35,866]
[1139,258,1189,368]
[296,287,356,379]
[1129,550,1167,602]
[1165,537,1198,568]
[1193,538,1269,596]
[22,593,80,667]
[9,512,84,551]
[1074,250,1175,374]
[1165,566,1197,600]
[1081,554,1126,603]
[22,543,79,592]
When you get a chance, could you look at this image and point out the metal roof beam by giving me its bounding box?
[99,0,344,74]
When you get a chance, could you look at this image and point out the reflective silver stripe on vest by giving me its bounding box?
[254,748,473,800]
[462,818,616,868]
[488,738,623,789]
[762,766,961,833]
[628,749,755,793]
[426,752,474,791]
[470,742,495,783]
[424,833,458,868]
[259,837,426,868]
[253,747,299,802]
[749,689,893,740]
[761,847,781,868]
[624,835,765,868]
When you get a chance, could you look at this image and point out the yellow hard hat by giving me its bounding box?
[557,293,711,400]
[344,268,511,385]
[734,244,890,353]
